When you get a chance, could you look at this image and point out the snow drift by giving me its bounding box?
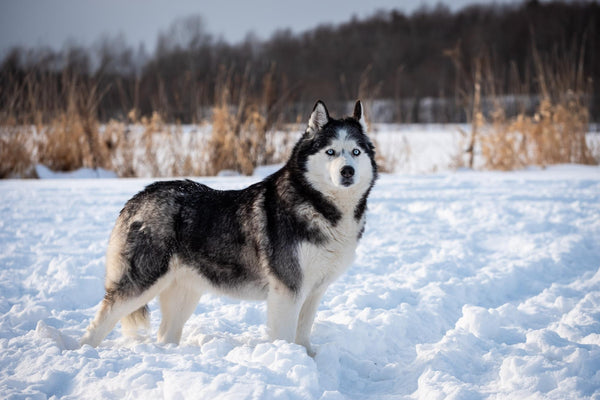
[1,165,599,399]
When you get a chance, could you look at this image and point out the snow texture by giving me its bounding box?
[1,165,600,399]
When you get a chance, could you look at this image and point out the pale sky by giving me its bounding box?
[0,0,521,57]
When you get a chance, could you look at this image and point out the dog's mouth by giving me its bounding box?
[340,177,354,187]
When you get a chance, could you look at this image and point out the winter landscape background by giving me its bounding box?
[2,0,600,398]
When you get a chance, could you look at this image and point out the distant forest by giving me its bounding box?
[1,0,598,124]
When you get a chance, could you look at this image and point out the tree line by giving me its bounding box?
[1,0,598,124]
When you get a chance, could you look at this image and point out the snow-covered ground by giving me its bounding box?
[372,123,469,173]
[1,165,600,399]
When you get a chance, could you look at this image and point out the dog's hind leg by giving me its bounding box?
[80,273,174,348]
[157,273,202,345]
[121,305,150,338]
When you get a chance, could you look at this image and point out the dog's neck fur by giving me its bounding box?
[277,162,373,228]
[277,167,343,225]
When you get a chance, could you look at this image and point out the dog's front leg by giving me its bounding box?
[266,284,303,343]
[295,286,327,356]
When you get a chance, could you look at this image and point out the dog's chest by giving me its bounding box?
[298,213,364,289]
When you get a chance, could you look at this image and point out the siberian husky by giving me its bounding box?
[80,100,378,355]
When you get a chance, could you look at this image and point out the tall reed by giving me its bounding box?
[447,39,596,170]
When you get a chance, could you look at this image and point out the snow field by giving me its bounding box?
[0,165,599,399]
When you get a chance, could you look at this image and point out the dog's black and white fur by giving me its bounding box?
[80,100,378,355]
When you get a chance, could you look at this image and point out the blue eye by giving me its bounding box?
[325,149,335,156]
[352,148,361,156]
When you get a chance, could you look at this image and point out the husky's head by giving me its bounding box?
[290,100,377,199]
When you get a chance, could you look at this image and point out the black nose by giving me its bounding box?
[341,166,355,178]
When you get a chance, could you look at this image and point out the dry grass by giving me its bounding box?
[0,63,289,178]
[448,40,596,171]
[478,46,595,170]
[0,127,35,178]
[480,98,594,170]
[39,112,108,172]
[208,101,281,176]
[0,69,114,178]
[107,111,210,178]
[207,67,280,176]
[0,109,112,178]
[0,106,290,179]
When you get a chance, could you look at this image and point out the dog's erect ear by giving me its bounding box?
[353,100,368,133]
[307,100,330,135]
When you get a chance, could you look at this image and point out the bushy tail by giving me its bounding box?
[121,305,150,337]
